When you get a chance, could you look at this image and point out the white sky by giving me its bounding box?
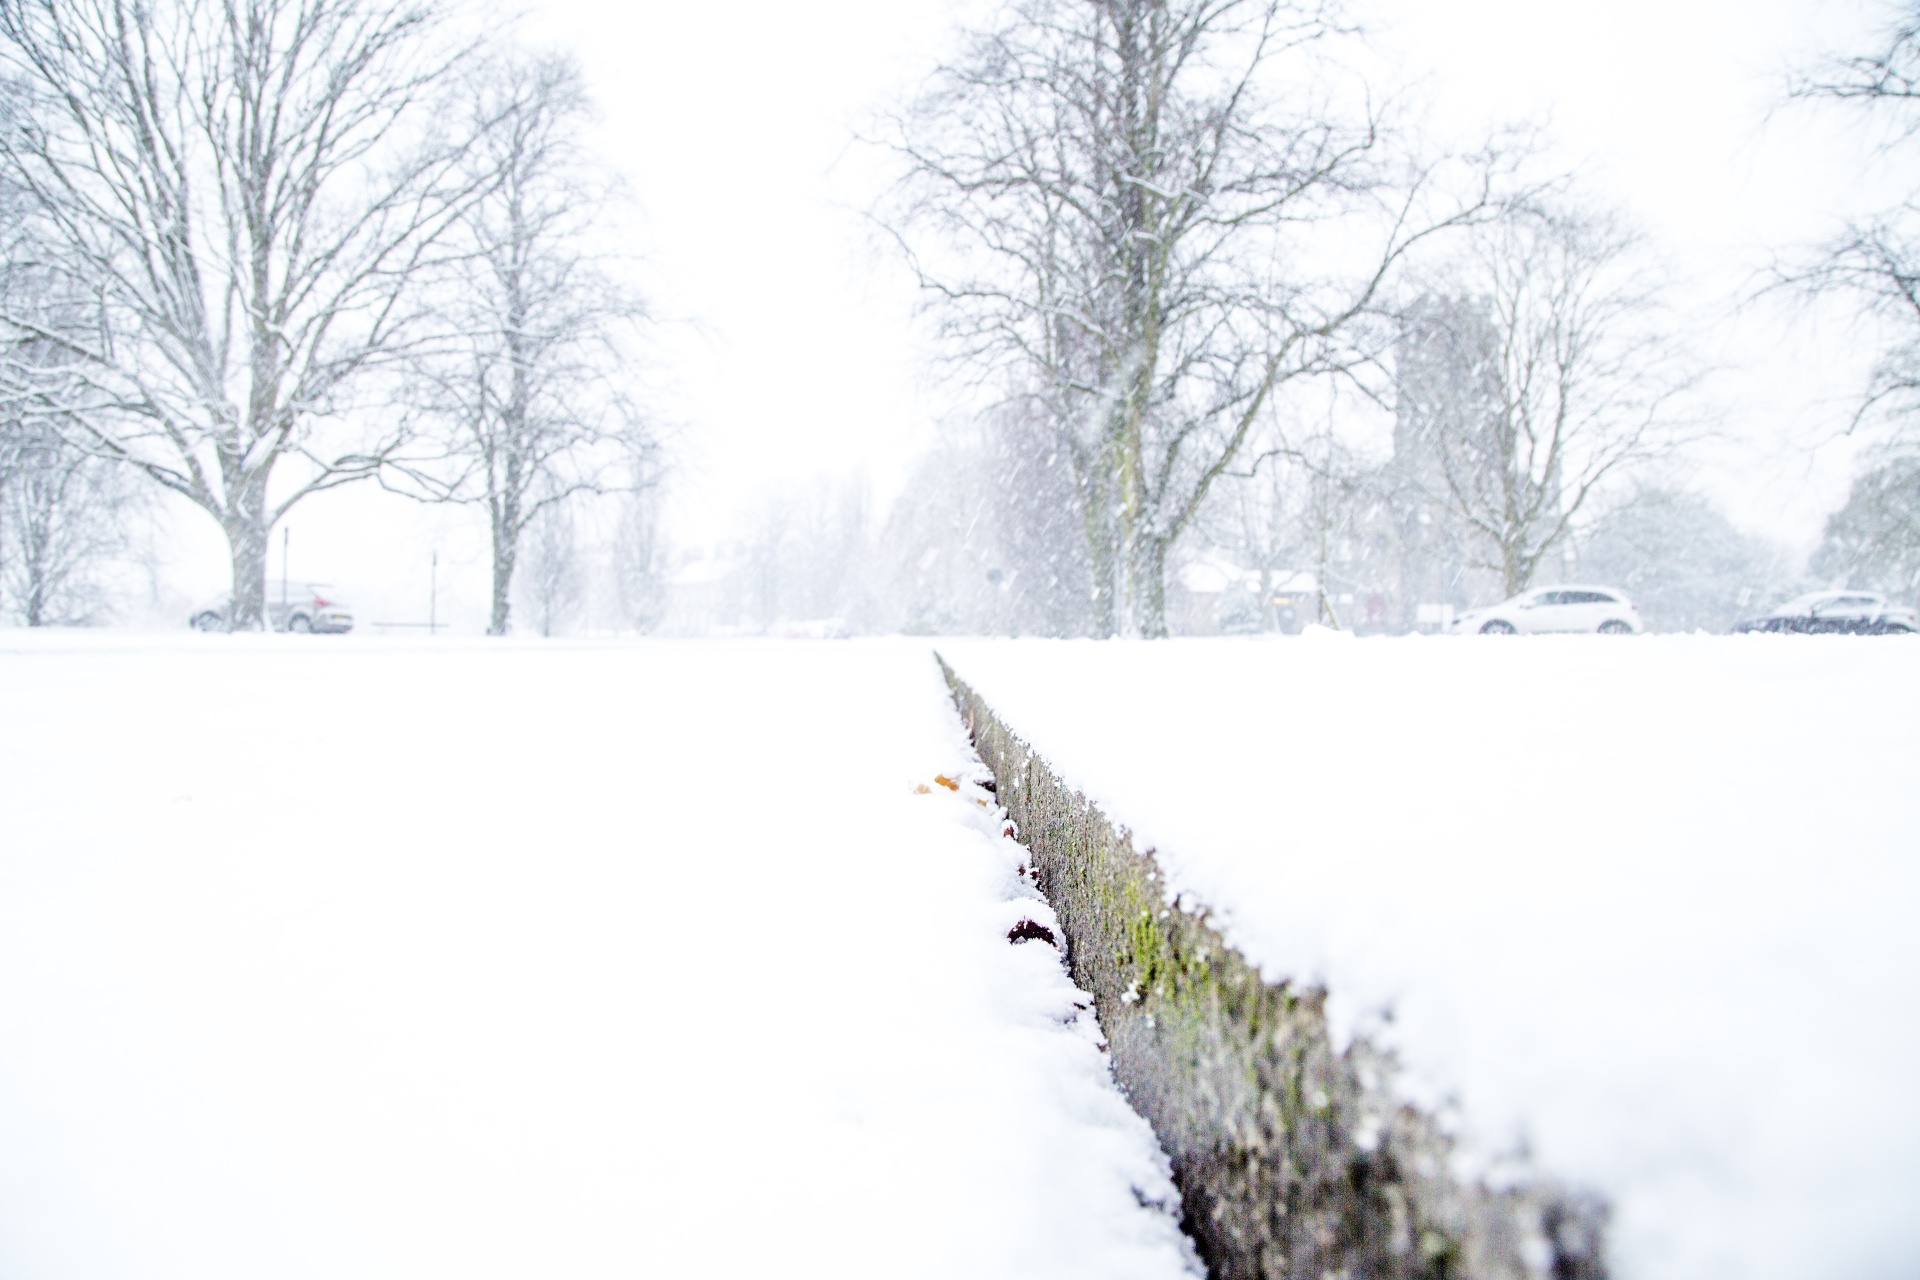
[155,0,1910,628]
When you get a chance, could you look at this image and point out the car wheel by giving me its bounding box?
[191,612,222,632]
[288,614,313,634]
[1479,619,1517,634]
[1597,619,1634,634]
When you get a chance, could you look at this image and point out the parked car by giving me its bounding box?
[1732,590,1917,634]
[190,584,354,634]
[1449,585,1645,635]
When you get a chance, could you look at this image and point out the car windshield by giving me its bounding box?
[1773,593,1834,615]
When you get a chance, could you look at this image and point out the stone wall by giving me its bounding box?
[940,655,1608,1280]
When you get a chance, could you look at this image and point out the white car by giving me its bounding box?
[1449,585,1644,635]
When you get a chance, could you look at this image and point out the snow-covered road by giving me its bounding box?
[941,632,1920,1280]
[0,635,1195,1280]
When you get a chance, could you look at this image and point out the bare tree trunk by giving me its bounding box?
[18,485,47,626]
[1086,491,1118,638]
[490,493,519,636]
[219,471,274,629]
[1135,534,1169,638]
[490,543,516,635]
[230,532,267,630]
[1502,545,1528,599]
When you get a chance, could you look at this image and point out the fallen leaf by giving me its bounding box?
[913,784,932,794]
[933,774,960,791]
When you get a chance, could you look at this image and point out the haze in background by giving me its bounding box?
[144,0,1898,632]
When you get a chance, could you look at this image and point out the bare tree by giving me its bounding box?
[1220,419,1392,628]
[0,135,138,626]
[1396,202,1691,598]
[1788,214,1920,431]
[1783,5,1920,435]
[880,0,1505,636]
[1781,9,1920,570]
[1790,7,1920,118]
[0,420,137,625]
[0,0,486,629]
[1579,486,1785,631]
[879,405,1093,636]
[1811,449,1920,596]
[516,489,582,637]
[385,51,646,635]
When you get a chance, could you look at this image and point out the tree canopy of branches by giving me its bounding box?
[385,51,648,635]
[881,0,1502,636]
[1394,202,1689,597]
[1789,5,1920,431]
[0,170,124,625]
[0,0,481,628]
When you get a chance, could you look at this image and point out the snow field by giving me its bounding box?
[0,635,1195,1280]
[939,632,1920,1280]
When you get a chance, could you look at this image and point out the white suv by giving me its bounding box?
[1449,586,1644,635]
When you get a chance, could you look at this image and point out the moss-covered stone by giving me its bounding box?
[940,655,1608,1280]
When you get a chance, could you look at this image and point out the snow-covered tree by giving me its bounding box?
[1578,487,1783,631]
[1396,202,1693,597]
[516,491,583,637]
[0,0,484,629]
[385,51,649,635]
[0,419,139,626]
[1811,451,1920,598]
[0,126,139,626]
[1786,11,1920,560]
[1789,6,1920,435]
[881,0,1505,636]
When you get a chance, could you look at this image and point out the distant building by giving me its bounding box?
[659,555,748,636]
[1390,295,1514,618]
[1169,557,1317,635]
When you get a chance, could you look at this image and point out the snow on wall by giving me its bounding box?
[944,656,1602,1280]
[939,632,1920,1280]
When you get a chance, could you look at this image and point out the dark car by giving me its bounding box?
[1734,590,1917,634]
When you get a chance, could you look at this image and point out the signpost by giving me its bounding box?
[372,550,444,634]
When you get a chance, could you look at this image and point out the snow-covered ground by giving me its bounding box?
[0,634,1196,1280]
[941,632,1920,1280]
